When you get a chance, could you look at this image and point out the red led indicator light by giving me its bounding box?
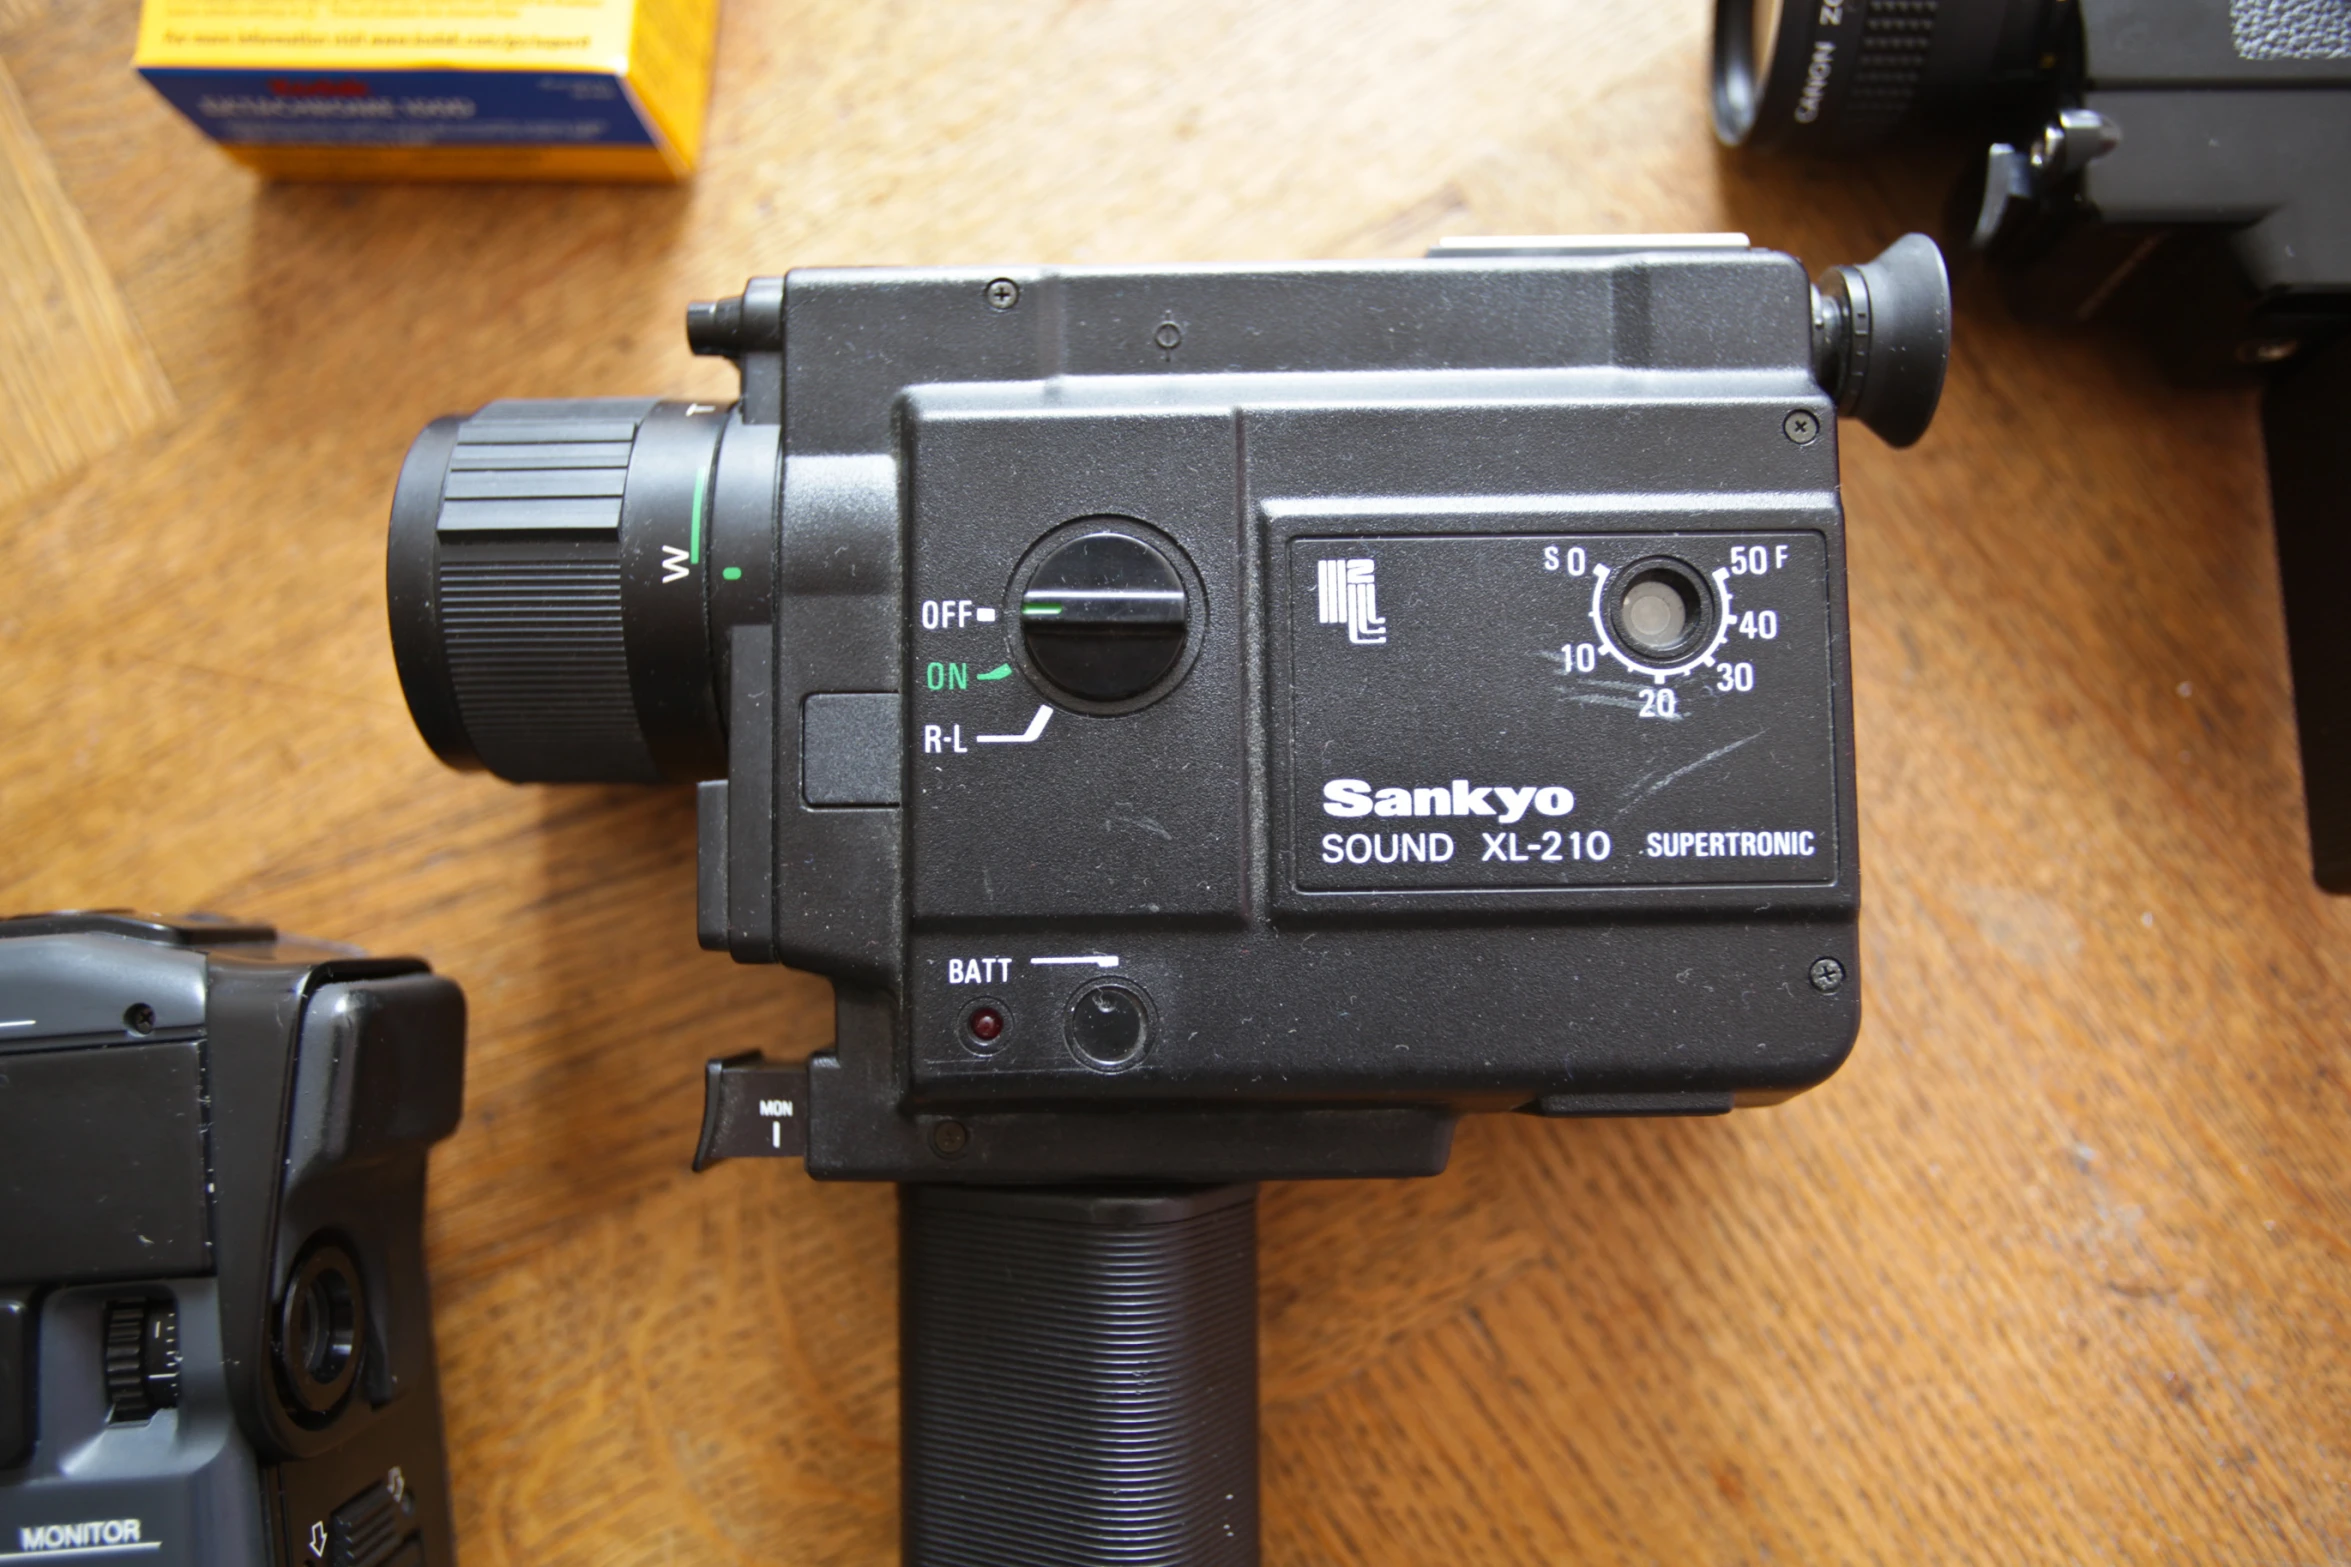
[967,1005,1005,1043]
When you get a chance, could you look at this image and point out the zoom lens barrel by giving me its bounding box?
[388,397,737,783]
[1713,0,2066,153]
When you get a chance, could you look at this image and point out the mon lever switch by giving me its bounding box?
[693,1054,810,1170]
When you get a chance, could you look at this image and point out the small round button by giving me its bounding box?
[1019,530,1192,704]
[1065,980,1152,1071]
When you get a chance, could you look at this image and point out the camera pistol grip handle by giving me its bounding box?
[899,1183,1261,1567]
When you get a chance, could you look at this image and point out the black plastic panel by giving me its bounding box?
[1287,531,1836,893]
[2267,333,2351,891]
[903,408,1246,925]
[0,1041,210,1286]
[803,694,902,806]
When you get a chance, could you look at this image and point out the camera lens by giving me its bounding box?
[1608,559,1712,664]
[1712,0,2067,153]
[1749,0,1787,84]
[389,398,756,783]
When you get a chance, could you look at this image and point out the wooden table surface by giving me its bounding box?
[4,1,2347,1560]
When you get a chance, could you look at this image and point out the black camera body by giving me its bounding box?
[389,238,1952,1187]
[386,238,1947,1564]
[0,913,464,1567]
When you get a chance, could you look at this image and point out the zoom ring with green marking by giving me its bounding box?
[387,397,731,784]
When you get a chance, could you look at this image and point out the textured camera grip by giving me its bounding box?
[899,1184,1259,1567]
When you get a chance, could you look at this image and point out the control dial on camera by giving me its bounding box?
[101,1298,180,1422]
[1016,528,1195,707]
[1592,554,1733,683]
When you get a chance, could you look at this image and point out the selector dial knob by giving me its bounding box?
[1017,528,1194,706]
[1606,556,1715,665]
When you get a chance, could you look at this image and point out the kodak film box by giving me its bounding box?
[134,0,717,181]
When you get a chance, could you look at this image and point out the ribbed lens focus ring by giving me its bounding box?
[388,397,734,784]
[1714,0,1946,150]
[1716,0,2064,153]
[440,556,645,780]
[1842,0,1938,142]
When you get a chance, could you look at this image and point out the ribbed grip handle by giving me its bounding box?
[899,1184,1259,1567]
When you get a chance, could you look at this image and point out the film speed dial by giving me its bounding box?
[1554,538,1804,724]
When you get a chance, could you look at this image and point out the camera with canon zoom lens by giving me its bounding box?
[0,913,463,1567]
[385,234,1948,1565]
[1714,0,2351,891]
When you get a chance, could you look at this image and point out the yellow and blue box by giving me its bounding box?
[134,0,718,181]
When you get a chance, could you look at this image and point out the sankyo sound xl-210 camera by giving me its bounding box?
[0,913,463,1567]
[384,235,1948,1564]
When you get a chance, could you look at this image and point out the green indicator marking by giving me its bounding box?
[721,566,743,581]
[1022,604,1062,617]
[975,663,1012,681]
[688,457,712,565]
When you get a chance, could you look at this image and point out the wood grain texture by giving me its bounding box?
[0,52,171,509]
[2,1,2346,1561]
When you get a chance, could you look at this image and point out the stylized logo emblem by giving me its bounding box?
[1315,557,1386,645]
